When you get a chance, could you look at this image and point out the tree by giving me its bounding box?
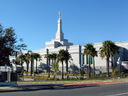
[18,54,25,66]
[0,24,26,66]
[45,54,52,78]
[53,60,59,80]
[24,53,31,73]
[33,53,41,73]
[89,47,97,77]
[30,53,35,75]
[100,40,119,77]
[83,43,96,78]
[58,49,66,80]
[64,50,72,79]
[52,53,57,64]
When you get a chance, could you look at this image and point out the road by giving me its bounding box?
[0,83,128,96]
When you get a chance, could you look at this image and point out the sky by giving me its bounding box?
[0,0,128,50]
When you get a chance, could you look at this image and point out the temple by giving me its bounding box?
[45,11,73,49]
[11,12,128,73]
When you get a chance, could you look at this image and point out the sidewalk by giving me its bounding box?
[0,80,128,92]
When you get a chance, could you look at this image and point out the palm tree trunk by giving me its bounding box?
[93,57,95,77]
[106,57,110,77]
[48,59,50,78]
[62,61,64,80]
[111,56,114,78]
[119,60,121,77]
[88,56,91,78]
[36,59,37,73]
[66,60,69,79]
[26,62,29,76]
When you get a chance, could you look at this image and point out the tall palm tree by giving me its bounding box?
[64,50,72,79]
[100,40,119,77]
[90,48,97,77]
[24,53,31,73]
[33,53,41,73]
[30,53,35,75]
[83,43,94,78]
[58,49,66,79]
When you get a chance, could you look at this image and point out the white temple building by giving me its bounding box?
[17,12,128,73]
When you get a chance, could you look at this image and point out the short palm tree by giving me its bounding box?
[58,49,66,79]
[50,53,58,79]
[83,43,95,78]
[52,53,57,63]
[45,54,52,78]
[100,40,119,77]
[18,54,25,66]
[53,60,59,79]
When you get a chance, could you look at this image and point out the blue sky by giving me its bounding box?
[0,0,128,50]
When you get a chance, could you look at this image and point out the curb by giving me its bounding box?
[63,81,128,87]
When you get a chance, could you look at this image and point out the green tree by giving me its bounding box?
[100,40,119,77]
[0,24,26,66]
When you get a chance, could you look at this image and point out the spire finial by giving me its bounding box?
[59,11,61,18]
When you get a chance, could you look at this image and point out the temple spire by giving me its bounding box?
[56,11,64,41]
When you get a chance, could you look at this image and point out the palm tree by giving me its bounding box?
[49,53,58,79]
[33,53,41,73]
[18,54,25,66]
[64,50,72,79]
[83,43,95,78]
[58,49,66,79]
[24,53,31,73]
[45,54,52,78]
[100,40,119,77]
[53,60,59,80]
[30,53,35,75]
[52,53,57,63]
[90,48,97,77]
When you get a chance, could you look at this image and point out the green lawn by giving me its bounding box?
[17,77,128,84]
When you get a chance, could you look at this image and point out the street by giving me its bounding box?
[0,83,128,96]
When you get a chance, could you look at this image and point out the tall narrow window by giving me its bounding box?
[90,56,93,64]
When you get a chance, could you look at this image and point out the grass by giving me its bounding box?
[16,77,128,84]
